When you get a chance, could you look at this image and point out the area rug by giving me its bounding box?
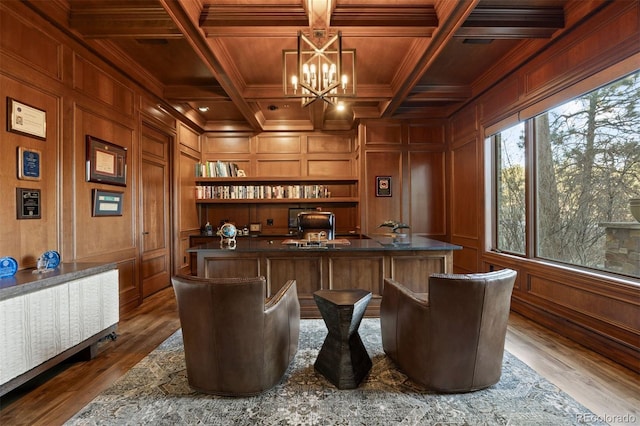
[66,319,604,425]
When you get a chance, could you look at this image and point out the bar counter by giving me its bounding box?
[188,235,461,317]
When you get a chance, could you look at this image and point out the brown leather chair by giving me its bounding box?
[380,269,517,393]
[171,275,300,396]
[297,211,335,240]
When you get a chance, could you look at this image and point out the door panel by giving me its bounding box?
[141,125,171,298]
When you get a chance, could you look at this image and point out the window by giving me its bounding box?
[489,70,640,279]
[495,123,526,255]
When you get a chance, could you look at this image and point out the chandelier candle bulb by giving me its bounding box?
[291,75,298,92]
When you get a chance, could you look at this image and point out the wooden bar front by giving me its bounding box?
[189,236,460,318]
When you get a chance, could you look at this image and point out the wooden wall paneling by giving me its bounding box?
[116,259,140,311]
[0,7,62,81]
[256,134,301,154]
[307,134,352,153]
[527,275,640,334]
[73,107,135,259]
[307,159,353,177]
[479,73,521,126]
[364,151,402,235]
[73,54,134,118]
[177,126,201,272]
[408,151,446,236]
[178,150,200,232]
[177,123,199,152]
[254,205,289,234]
[0,76,60,269]
[363,120,402,145]
[140,98,177,131]
[450,138,479,241]
[203,134,250,155]
[452,245,479,274]
[450,104,477,143]
[522,1,640,103]
[407,122,446,145]
[255,159,301,176]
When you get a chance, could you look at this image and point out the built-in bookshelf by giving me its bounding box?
[195,177,359,204]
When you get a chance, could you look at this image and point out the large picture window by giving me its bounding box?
[489,70,640,279]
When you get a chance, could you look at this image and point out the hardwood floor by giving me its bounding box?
[1,286,638,426]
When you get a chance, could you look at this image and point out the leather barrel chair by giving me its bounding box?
[380,269,517,393]
[171,275,300,396]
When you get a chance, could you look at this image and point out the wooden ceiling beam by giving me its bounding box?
[456,6,564,39]
[330,5,438,28]
[199,5,309,29]
[69,1,182,38]
[408,84,472,102]
[164,85,229,101]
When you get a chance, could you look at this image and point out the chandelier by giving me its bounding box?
[283,30,356,108]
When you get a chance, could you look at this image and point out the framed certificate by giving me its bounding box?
[86,135,127,186]
[17,147,42,181]
[7,97,46,140]
[92,189,124,216]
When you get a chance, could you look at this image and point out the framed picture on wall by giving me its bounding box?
[16,188,41,219]
[92,189,124,216]
[86,135,127,186]
[17,147,42,181]
[376,176,392,197]
[7,97,46,140]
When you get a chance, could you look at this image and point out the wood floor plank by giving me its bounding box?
[1,287,638,426]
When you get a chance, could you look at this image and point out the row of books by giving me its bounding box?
[196,184,331,200]
[195,161,242,178]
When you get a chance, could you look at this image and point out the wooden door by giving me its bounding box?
[140,124,172,298]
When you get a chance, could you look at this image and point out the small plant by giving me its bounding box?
[378,220,411,234]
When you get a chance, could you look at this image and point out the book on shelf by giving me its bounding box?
[195,184,331,200]
[195,161,241,178]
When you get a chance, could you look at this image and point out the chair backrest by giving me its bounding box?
[427,269,517,391]
[380,268,517,392]
[171,275,298,395]
[297,211,335,240]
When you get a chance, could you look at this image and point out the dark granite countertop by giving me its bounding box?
[188,234,461,253]
[0,262,117,300]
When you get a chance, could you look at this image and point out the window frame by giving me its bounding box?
[486,67,640,282]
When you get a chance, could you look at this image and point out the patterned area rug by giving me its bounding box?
[66,319,604,425]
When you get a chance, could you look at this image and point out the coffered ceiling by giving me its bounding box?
[30,0,571,132]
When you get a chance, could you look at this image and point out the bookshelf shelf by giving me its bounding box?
[195,176,359,204]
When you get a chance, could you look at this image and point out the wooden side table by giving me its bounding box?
[313,289,373,389]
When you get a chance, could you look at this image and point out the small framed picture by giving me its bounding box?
[86,135,127,186]
[17,188,41,219]
[376,176,392,197]
[7,97,46,140]
[17,147,42,181]
[92,189,124,216]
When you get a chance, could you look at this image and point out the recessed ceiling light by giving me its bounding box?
[198,106,210,112]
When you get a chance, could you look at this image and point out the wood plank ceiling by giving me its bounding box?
[33,0,568,132]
